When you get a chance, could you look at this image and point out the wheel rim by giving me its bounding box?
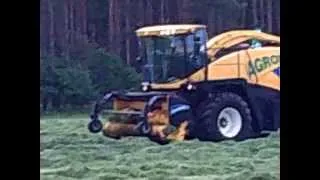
[90,120,102,132]
[92,122,101,131]
[217,107,242,138]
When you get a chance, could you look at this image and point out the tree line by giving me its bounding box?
[40,0,280,112]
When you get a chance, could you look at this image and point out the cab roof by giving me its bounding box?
[135,24,206,37]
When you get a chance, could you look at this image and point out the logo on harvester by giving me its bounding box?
[248,55,280,78]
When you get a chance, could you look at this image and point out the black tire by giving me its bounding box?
[88,120,103,133]
[195,92,254,141]
[137,122,170,145]
[148,135,171,145]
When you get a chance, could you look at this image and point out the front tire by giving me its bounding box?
[196,92,254,141]
[88,120,103,133]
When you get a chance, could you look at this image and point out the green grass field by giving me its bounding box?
[40,114,280,180]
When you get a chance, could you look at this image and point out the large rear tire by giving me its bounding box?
[196,92,254,141]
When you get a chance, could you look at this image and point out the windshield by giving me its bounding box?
[139,30,207,83]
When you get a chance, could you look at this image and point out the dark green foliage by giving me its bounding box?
[40,47,141,112]
[57,67,95,105]
[86,48,142,95]
[40,56,95,110]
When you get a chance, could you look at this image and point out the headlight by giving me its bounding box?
[142,85,148,91]
[187,84,193,90]
[141,82,150,91]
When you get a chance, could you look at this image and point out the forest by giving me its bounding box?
[40,0,280,112]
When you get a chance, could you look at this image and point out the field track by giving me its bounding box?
[40,115,280,180]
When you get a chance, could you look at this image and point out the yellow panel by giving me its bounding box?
[207,30,280,60]
[257,72,280,90]
[150,47,280,91]
[113,100,146,111]
[147,109,170,125]
[151,79,187,89]
[208,65,239,80]
[207,30,280,50]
